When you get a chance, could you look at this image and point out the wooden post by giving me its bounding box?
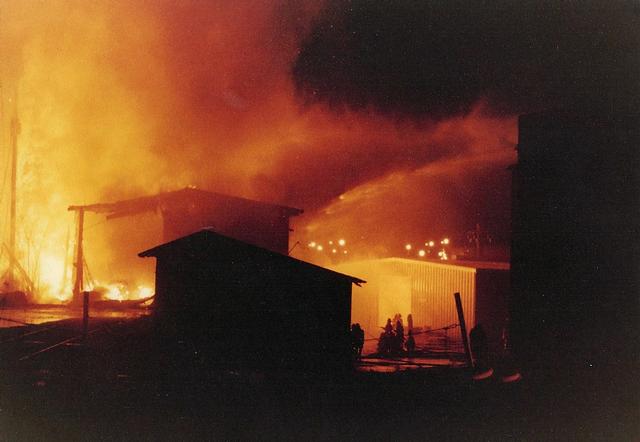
[82,291,89,338]
[454,292,473,367]
[8,96,20,287]
[73,208,85,301]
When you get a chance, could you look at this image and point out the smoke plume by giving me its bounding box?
[3,1,630,299]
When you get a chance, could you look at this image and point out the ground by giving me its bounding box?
[0,317,637,441]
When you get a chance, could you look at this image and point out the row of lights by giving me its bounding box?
[308,239,348,255]
[306,237,450,260]
[405,238,450,260]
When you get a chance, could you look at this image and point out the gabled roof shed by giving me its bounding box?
[140,230,364,368]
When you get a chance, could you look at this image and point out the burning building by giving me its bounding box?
[70,187,302,254]
[139,229,364,369]
[65,187,302,302]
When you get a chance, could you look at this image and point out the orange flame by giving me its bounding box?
[1,2,516,301]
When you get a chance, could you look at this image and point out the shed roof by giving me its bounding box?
[343,257,509,272]
[68,187,303,219]
[139,229,365,286]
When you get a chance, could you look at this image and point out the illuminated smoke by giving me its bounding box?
[0,1,586,301]
[0,0,323,300]
[291,106,516,265]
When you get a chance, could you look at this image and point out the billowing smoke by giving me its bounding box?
[294,0,640,119]
[290,0,638,262]
[0,0,326,299]
[291,107,516,265]
[2,1,630,300]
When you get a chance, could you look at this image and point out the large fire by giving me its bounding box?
[90,283,154,302]
[0,1,516,303]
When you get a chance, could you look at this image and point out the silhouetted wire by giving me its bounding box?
[364,323,459,341]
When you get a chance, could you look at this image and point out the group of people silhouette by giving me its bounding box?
[351,314,520,382]
[351,314,419,357]
[377,313,416,355]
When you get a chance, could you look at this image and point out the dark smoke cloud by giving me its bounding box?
[293,0,640,119]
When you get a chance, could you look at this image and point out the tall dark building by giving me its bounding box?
[511,112,639,374]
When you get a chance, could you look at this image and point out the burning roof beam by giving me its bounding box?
[67,188,303,219]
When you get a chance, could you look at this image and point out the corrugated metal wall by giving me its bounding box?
[380,259,476,331]
[337,259,477,333]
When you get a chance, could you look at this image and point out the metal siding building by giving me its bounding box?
[336,258,509,349]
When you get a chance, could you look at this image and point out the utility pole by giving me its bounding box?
[474,223,481,259]
[466,223,489,260]
[72,208,85,301]
[8,93,20,287]
[454,292,473,368]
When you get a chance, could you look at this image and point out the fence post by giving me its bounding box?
[454,292,473,367]
[82,291,89,338]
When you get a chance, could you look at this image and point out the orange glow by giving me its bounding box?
[36,252,71,302]
[0,2,516,299]
[89,282,154,302]
[292,107,516,265]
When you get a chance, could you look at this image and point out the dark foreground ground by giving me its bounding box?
[0,317,637,441]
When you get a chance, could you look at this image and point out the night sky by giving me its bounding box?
[294,0,640,119]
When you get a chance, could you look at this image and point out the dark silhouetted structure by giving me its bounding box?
[469,324,488,368]
[139,230,364,370]
[511,112,639,374]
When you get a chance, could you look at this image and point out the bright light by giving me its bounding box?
[343,250,348,254]
[418,250,426,257]
[309,241,316,248]
[438,251,443,257]
[405,244,412,251]
[332,249,337,254]
[37,252,68,301]
[442,238,450,245]
[338,239,346,247]
[329,240,333,245]
[428,241,435,247]
[316,245,323,251]
[135,286,154,299]
[103,283,127,301]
